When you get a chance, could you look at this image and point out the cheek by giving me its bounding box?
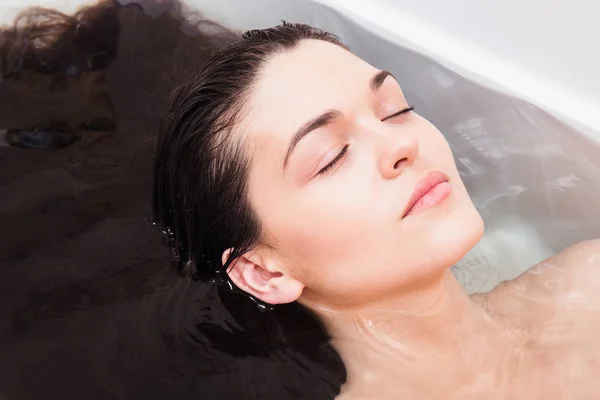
[280,192,376,254]
[261,185,385,281]
[441,139,457,166]
[420,122,458,170]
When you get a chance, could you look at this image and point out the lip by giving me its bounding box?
[402,170,450,218]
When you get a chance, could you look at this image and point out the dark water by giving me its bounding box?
[0,1,345,398]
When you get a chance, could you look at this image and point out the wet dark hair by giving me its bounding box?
[152,23,348,396]
[0,0,120,82]
[153,22,349,283]
[1,2,346,397]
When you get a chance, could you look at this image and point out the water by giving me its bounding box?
[0,1,345,398]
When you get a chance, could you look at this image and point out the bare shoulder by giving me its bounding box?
[476,240,600,346]
[529,239,600,289]
[544,239,600,268]
[485,239,600,309]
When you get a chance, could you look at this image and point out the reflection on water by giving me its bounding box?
[0,1,345,398]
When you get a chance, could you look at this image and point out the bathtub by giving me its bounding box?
[3,0,600,289]
[173,0,600,292]
[2,0,600,397]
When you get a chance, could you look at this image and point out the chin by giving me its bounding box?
[430,206,484,268]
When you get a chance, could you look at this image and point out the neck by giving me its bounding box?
[304,269,519,398]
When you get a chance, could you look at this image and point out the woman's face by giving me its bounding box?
[238,39,483,308]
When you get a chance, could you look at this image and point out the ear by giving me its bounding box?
[222,248,304,305]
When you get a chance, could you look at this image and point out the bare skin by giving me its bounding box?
[218,38,600,399]
[471,240,600,400]
[331,240,600,399]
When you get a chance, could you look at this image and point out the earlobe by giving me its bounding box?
[222,248,304,305]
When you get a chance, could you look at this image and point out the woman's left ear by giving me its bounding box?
[222,248,305,305]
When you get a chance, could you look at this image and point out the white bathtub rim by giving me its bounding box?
[313,0,600,141]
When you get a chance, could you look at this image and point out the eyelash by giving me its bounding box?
[317,105,414,176]
[382,106,414,122]
[318,144,349,175]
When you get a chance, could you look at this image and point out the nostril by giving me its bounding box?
[393,158,406,170]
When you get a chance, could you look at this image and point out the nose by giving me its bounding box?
[378,129,419,180]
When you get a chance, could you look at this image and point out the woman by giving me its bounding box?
[154,22,600,399]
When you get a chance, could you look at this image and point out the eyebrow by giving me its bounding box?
[283,70,395,169]
[370,70,394,93]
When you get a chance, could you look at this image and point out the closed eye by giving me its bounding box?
[382,106,414,122]
[317,144,349,176]
[314,106,413,177]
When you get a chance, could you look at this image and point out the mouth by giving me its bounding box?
[402,170,452,218]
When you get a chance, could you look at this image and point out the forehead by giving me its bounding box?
[243,39,377,149]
